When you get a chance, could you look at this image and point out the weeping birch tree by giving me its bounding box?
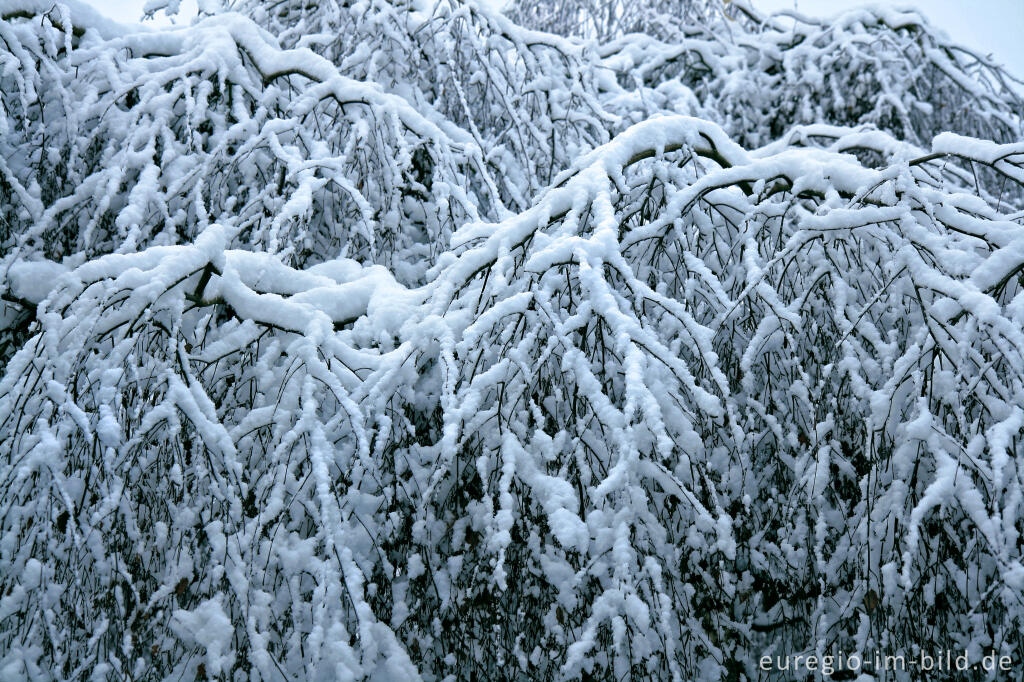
[2,0,1023,680]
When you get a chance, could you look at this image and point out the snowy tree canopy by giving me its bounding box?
[2,0,1024,680]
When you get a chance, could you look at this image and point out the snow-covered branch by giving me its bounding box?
[2,1,1023,680]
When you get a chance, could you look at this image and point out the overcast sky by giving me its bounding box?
[83,0,1024,79]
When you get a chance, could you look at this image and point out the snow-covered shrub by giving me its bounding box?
[0,0,501,283]
[228,0,618,208]
[506,0,723,41]
[593,2,1024,149]
[2,0,1024,680]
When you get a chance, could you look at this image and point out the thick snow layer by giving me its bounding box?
[5,259,68,303]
